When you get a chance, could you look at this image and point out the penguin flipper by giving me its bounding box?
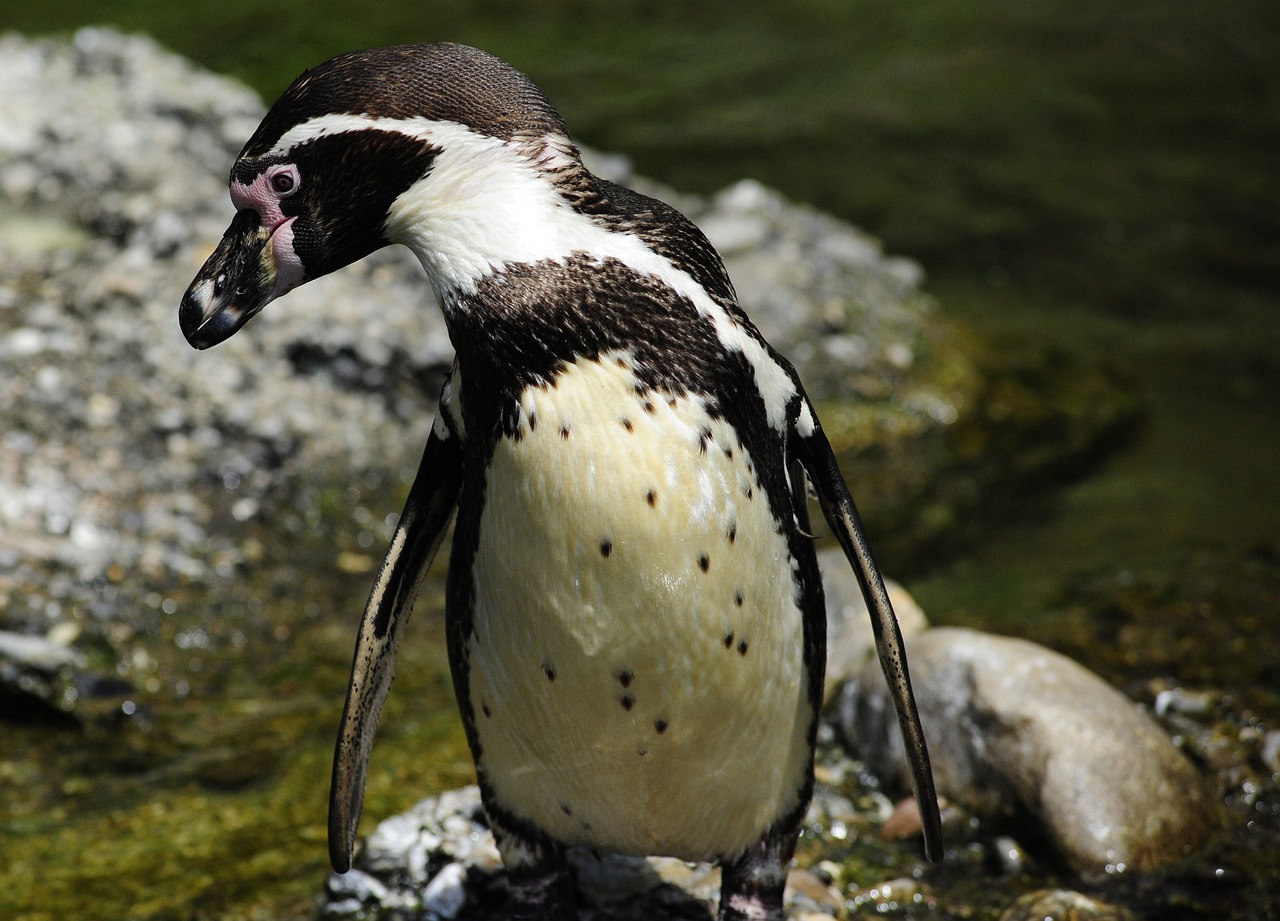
[328,420,463,872]
[796,420,944,863]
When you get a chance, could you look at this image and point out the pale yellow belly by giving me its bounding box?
[465,353,812,861]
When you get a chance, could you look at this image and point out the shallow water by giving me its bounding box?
[1,2,1277,918]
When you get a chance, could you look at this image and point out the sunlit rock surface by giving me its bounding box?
[321,782,858,920]
[838,626,1221,873]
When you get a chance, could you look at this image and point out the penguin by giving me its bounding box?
[179,42,941,920]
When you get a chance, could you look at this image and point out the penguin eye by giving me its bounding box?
[268,167,300,196]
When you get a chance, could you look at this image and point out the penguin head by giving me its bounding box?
[179,42,572,349]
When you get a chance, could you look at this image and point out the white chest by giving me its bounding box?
[462,353,814,861]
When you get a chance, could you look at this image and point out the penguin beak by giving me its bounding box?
[179,208,302,349]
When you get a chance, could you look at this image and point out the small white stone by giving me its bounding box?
[6,328,46,356]
[885,341,914,370]
[325,868,388,903]
[36,365,62,392]
[85,393,121,426]
[421,862,468,918]
[230,497,259,522]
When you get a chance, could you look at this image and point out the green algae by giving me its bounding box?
[815,313,1142,576]
[0,475,473,921]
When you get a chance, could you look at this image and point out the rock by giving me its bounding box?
[0,627,85,718]
[847,876,933,915]
[1263,730,1280,775]
[819,547,928,694]
[323,782,870,919]
[0,28,1140,704]
[0,28,977,682]
[0,28,454,616]
[324,868,389,914]
[421,862,468,919]
[0,629,85,671]
[836,627,1220,873]
[991,835,1030,876]
[998,889,1141,921]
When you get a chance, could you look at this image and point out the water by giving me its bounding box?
[2,2,1277,918]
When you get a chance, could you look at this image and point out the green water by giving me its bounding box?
[2,2,1277,918]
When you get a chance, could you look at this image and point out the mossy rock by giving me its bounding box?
[815,318,1142,574]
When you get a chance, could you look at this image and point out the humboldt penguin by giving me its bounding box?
[179,42,941,920]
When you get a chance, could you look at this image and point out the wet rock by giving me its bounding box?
[990,835,1029,876]
[324,868,391,917]
[998,888,1141,921]
[0,628,84,672]
[322,782,865,920]
[847,876,935,915]
[0,28,978,675]
[837,627,1220,873]
[0,28,1140,706]
[0,627,85,718]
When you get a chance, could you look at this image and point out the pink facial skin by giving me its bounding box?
[230,164,306,300]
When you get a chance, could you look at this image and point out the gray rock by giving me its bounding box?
[421,862,468,919]
[997,888,1141,921]
[323,782,858,919]
[0,28,450,600]
[325,867,389,908]
[837,627,1220,873]
[1262,730,1280,775]
[0,628,85,672]
[0,624,99,718]
[0,28,954,656]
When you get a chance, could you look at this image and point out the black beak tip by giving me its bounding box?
[179,291,252,350]
[178,294,208,349]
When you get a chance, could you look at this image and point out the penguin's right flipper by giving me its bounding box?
[328,413,463,872]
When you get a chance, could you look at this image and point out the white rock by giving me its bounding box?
[421,862,468,918]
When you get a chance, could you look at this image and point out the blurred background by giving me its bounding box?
[1,1,1276,919]
[6,0,1272,597]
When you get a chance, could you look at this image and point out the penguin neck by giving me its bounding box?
[384,123,597,300]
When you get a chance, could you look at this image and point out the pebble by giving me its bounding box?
[0,629,85,671]
[998,888,1140,921]
[421,862,468,918]
[847,876,932,914]
[325,782,878,919]
[1262,730,1280,775]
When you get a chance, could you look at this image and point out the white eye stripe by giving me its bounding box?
[261,113,446,158]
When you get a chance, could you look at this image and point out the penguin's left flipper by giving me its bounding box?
[328,416,464,872]
[795,416,945,863]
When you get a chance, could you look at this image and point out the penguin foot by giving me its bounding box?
[493,820,576,920]
[505,867,576,921]
[718,883,785,921]
[717,829,794,921]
